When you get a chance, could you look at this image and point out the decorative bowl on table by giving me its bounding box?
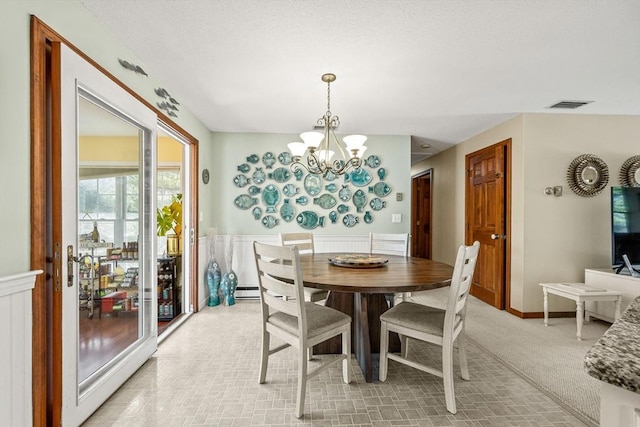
[328,254,388,268]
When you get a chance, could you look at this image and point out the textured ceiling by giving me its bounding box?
[80,0,640,163]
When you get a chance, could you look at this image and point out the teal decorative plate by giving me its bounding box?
[262,215,279,228]
[352,189,367,213]
[365,155,381,168]
[342,213,359,227]
[325,183,338,193]
[283,183,299,197]
[262,184,280,213]
[369,182,392,198]
[325,170,337,181]
[278,152,292,165]
[252,206,262,220]
[369,197,386,211]
[338,185,352,202]
[234,194,258,209]
[252,167,266,184]
[329,210,338,224]
[233,174,251,187]
[304,174,323,196]
[364,211,373,224]
[295,195,309,205]
[247,185,261,195]
[313,194,337,209]
[280,199,295,222]
[377,167,386,180]
[246,154,259,164]
[262,152,276,168]
[268,167,291,183]
[345,168,372,187]
[337,204,350,214]
[237,163,250,173]
[293,168,304,181]
[296,211,325,229]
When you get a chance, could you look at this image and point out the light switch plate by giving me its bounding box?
[392,214,402,223]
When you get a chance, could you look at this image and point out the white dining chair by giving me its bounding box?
[279,232,329,303]
[252,241,351,418]
[369,232,410,304]
[379,241,480,414]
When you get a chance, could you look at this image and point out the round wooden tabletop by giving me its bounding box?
[298,252,453,293]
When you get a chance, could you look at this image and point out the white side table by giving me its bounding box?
[539,283,622,341]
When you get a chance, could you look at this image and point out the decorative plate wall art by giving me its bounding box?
[231,149,393,228]
[566,154,609,197]
[619,155,640,187]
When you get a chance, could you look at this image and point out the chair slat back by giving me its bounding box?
[445,241,480,327]
[253,242,306,321]
[369,233,409,257]
[280,232,315,255]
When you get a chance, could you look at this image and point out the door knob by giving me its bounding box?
[490,234,505,240]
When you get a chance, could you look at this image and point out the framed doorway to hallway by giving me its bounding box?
[411,168,433,259]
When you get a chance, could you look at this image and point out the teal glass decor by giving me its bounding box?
[220,270,238,306]
[206,258,221,306]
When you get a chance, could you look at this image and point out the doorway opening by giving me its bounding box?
[156,124,194,336]
[411,169,433,259]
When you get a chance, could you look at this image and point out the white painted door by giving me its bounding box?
[59,44,158,426]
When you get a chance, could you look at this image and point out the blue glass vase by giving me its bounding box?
[221,270,238,306]
[206,259,221,307]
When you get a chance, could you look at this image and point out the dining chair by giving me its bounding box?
[252,241,351,418]
[369,232,410,304]
[279,232,329,303]
[379,241,480,414]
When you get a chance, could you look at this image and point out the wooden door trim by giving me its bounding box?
[411,168,433,258]
[31,16,200,425]
[464,138,512,312]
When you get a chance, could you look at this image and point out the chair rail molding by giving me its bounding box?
[0,269,43,427]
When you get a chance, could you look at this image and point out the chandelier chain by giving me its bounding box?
[326,79,331,116]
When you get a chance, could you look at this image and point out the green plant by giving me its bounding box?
[157,193,182,237]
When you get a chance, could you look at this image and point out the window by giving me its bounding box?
[79,168,181,246]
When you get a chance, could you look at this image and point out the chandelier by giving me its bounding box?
[288,73,367,177]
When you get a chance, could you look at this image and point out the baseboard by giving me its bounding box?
[507,307,576,319]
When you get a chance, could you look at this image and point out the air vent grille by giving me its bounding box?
[548,100,593,109]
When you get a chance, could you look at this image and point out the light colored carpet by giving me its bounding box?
[464,296,609,426]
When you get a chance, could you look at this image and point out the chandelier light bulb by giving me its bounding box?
[300,131,324,149]
[287,142,307,157]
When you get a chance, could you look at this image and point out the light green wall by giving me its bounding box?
[412,113,640,313]
[209,132,412,235]
[0,0,213,276]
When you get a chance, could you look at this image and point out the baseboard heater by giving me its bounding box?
[235,286,259,299]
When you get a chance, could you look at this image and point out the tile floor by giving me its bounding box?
[83,301,588,426]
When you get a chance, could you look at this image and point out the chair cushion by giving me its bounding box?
[268,302,350,339]
[380,302,446,337]
[408,286,450,310]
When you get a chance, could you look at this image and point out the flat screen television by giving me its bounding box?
[611,186,640,269]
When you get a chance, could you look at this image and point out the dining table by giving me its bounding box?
[298,252,454,382]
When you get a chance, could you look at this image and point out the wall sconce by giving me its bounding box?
[544,186,563,196]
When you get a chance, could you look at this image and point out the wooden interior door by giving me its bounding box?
[411,169,432,259]
[465,140,510,309]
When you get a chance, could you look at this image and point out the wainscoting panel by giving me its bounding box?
[0,270,42,427]
[198,234,369,302]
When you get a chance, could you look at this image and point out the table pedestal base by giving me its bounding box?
[314,291,399,382]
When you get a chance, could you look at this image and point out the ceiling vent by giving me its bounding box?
[547,100,593,109]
